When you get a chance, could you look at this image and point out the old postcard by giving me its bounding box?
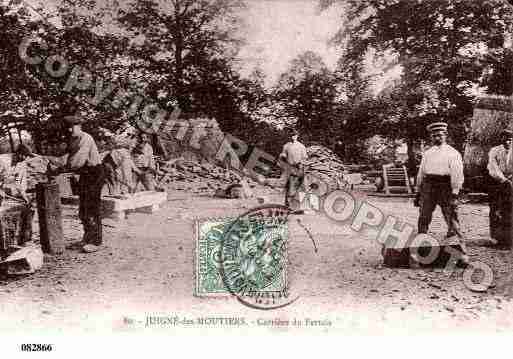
[1,0,513,354]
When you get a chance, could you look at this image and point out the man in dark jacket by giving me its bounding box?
[49,114,105,253]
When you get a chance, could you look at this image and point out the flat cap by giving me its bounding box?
[63,114,84,126]
[426,122,448,133]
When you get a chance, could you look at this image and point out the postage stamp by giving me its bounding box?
[195,206,289,300]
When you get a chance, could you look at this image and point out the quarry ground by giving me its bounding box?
[1,186,513,335]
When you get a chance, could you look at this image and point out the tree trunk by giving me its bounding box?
[174,5,187,112]
[406,137,416,178]
[7,129,14,152]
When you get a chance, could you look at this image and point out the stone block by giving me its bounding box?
[61,191,167,219]
[382,238,466,268]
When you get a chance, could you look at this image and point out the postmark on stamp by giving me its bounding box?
[195,205,291,308]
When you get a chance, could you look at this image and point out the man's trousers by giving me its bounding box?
[78,165,105,245]
[285,164,305,209]
[488,180,512,247]
[134,167,155,191]
[418,175,461,238]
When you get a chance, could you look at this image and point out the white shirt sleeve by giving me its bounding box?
[301,144,308,162]
[280,144,288,160]
[416,155,426,191]
[487,147,507,182]
[449,150,464,194]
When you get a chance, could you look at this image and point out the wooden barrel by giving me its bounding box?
[0,203,34,259]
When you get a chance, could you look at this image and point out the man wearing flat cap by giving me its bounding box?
[48,114,104,253]
[486,129,513,249]
[416,122,468,259]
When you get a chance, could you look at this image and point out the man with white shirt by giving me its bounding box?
[486,129,513,249]
[416,122,465,244]
[280,129,308,212]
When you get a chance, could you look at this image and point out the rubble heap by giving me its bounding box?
[156,158,262,195]
[159,118,225,164]
[304,145,345,192]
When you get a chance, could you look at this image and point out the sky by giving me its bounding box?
[16,0,344,83]
[237,0,345,86]
[14,0,398,90]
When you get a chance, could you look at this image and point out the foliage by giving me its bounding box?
[116,0,254,133]
[0,2,131,151]
[272,51,340,146]
[321,0,513,153]
[1,0,269,156]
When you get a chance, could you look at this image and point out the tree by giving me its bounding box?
[322,0,513,153]
[333,53,383,162]
[117,0,244,113]
[1,1,131,151]
[273,51,340,145]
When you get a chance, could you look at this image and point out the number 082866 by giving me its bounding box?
[20,344,53,352]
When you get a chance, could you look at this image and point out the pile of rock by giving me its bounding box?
[156,158,260,195]
[159,117,225,164]
[304,145,345,192]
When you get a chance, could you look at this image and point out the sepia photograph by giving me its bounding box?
[1,0,513,352]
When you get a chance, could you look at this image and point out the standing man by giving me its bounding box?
[49,114,105,253]
[102,135,140,195]
[279,129,308,212]
[132,132,156,191]
[415,122,468,261]
[486,129,513,249]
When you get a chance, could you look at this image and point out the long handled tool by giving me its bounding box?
[1,192,29,204]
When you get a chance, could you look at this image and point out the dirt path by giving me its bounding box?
[1,189,512,334]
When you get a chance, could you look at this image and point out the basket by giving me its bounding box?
[0,204,33,257]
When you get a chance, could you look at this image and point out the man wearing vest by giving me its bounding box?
[415,122,469,263]
[49,114,105,253]
[486,129,513,249]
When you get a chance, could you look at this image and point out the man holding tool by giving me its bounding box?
[102,134,140,195]
[415,122,469,264]
[279,128,308,213]
[47,114,105,253]
[486,129,513,249]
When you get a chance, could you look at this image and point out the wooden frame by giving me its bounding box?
[382,163,412,195]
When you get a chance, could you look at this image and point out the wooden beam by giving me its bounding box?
[7,129,14,152]
[16,126,22,144]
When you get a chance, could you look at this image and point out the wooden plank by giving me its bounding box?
[102,191,167,212]
[62,191,167,217]
[382,165,390,195]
